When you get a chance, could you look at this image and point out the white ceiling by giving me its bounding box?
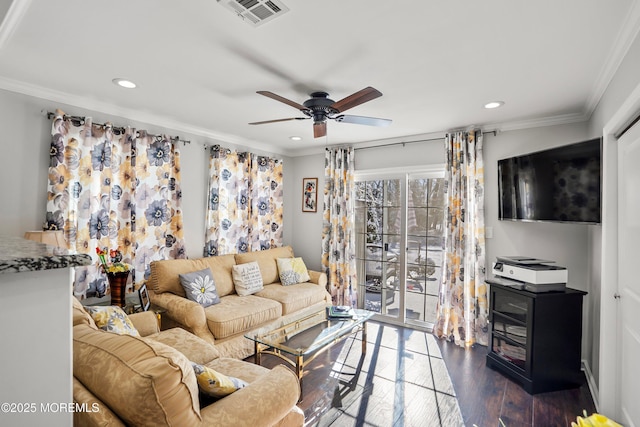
[0,0,638,156]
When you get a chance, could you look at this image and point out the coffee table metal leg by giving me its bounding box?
[296,354,304,402]
[255,341,261,365]
[362,321,368,354]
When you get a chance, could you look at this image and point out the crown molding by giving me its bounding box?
[483,112,589,133]
[0,75,287,156]
[584,0,640,117]
[286,112,590,157]
[0,0,31,51]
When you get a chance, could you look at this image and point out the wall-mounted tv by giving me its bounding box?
[498,138,601,224]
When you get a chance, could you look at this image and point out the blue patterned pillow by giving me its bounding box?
[179,268,220,307]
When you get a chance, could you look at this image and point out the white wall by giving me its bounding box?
[289,153,325,271]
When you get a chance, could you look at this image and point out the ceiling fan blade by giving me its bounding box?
[330,87,383,113]
[257,91,309,111]
[314,122,327,138]
[334,115,392,127]
[249,117,308,125]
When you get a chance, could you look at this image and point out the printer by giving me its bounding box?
[491,256,567,292]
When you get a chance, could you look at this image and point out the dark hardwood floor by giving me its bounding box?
[251,321,596,426]
[436,339,596,427]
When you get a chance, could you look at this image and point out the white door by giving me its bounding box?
[618,120,640,427]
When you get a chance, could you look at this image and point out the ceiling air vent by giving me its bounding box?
[218,0,289,27]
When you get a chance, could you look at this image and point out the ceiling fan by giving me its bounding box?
[249,87,392,138]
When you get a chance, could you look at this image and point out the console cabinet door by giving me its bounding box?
[490,288,531,375]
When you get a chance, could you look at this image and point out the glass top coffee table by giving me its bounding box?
[245,307,373,397]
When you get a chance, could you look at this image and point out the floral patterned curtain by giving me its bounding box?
[322,147,358,307]
[434,130,488,347]
[204,145,283,256]
[47,114,185,299]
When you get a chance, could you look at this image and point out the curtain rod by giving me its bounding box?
[44,111,191,145]
[354,129,498,151]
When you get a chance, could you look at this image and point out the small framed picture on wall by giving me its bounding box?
[302,178,318,212]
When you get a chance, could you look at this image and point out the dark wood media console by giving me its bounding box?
[486,279,587,394]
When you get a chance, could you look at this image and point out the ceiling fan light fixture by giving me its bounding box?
[112,78,137,89]
[252,87,390,138]
[484,101,504,109]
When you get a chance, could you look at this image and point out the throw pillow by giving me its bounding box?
[231,262,264,296]
[276,257,311,286]
[84,305,140,336]
[191,362,248,398]
[179,268,220,307]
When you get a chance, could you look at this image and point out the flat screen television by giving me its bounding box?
[498,138,601,224]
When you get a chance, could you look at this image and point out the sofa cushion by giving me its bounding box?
[235,246,294,285]
[256,283,330,315]
[179,267,221,307]
[73,378,125,427]
[148,258,208,297]
[72,297,97,329]
[205,357,271,383]
[232,261,264,296]
[147,327,220,365]
[204,295,282,339]
[276,257,311,286]
[200,254,237,297]
[73,324,201,426]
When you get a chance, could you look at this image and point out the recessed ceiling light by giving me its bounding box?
[484,101,504,109]
[112,78,137,89]
[290,136,302,141]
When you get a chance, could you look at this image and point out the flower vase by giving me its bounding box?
[107,271,130,307]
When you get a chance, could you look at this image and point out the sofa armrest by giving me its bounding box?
[128,311,160,336]
[148,290,216,345]
[200,365,300,426]
[73,377,126,427]
[308,269,327,288]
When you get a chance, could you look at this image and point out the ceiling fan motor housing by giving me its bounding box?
[303,92,338,123]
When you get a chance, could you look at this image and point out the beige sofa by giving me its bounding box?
[72,297,304,427]
[147,246,332,359]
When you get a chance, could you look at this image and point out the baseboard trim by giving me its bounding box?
[581,359,600,412]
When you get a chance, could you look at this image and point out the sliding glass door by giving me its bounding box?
[355,168,445,329]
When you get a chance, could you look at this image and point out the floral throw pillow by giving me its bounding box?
[191,362,248,398]
[84,305,140,336]
[276,257,310,286]
[179,268,221,307]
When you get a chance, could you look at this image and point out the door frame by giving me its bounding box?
[600,80,640,418]
[354,165,445,328]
